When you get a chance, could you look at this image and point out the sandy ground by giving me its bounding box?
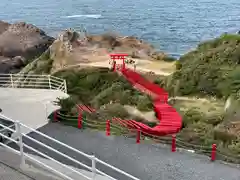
[52,58,174,76]
[124,105,159,123]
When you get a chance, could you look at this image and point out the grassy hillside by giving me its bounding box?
[20,33,240,163]
[52,66,239,161]
[167,34,240,99]
[52,67,156,124]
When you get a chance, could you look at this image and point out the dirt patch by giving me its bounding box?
[172,97,225,114]
[124,105,159,123]
[140,60,175,74]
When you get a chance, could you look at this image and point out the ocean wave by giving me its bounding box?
[62,14,102,19]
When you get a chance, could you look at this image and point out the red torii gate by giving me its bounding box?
[110,54,128,71]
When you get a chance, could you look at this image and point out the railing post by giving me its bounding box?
[16,121,25,166]
[44,102,48,119]
[82,113,86,129]
[64,80,67,93]
[136,127,140,144]
[48,75,52,90]
[113,61,116,71]
[211,144,216,161]
[78,112,82,129]
[54,110,58,122]
[10,74,14,88]
[106,120,110,136]
[91,155,96,180]
[171,134,176,152]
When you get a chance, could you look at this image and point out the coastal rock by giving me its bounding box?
[48,29,157,72]
[0,21,10,34]
[0,21,54,73]
[0,56,26,73]
[87,34,154,58]
[20,28,167,74]
[0,21,54,59]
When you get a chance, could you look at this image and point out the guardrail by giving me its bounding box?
[52,105,240,165]
[0,113,141,180]
[0,73,67,93]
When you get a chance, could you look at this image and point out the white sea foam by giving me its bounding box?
[62,14,102,19]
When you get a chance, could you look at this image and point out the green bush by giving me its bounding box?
[54,96,78,113]
[54,67,153,112]
[136,95,153,111]
[167,33,240,98]
[179,122,215,146]
[162,56,176,62]
[203,114,224,126]
[182,108,204,128]
[219,67,240,98]
[228,139,240,154]
[213,129,237,144]
[175,61,182,70]
[99,103,130,119]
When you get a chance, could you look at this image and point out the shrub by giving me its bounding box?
[182,108,204,128]
[175,60,182,70]
[136,95,153,111]
[99,103,130,119]
[204,114,224,126]
[213,129,237,144]
[228,139,240,154]
[54,96,78,113]
[162,56,176,62]
[179,122,215,146]
[167,33,240,98]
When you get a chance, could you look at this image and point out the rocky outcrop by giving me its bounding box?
[87,33,154,58]
[0,21,10,34]
[0,21,54,73]
[0,56,26,73]
[44,29,159,72]
[20,29,171,74]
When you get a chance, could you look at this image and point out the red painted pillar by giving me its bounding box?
[122,57,126,71]
[211,144,217,161]
[106,120,110,136]
[136,128,141,144]
[78,112,82,129]
[54,110,58,122]
[171,134,176,152]
[113,61,116,71]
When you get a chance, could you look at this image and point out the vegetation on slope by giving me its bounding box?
[53,66,240,162]
[19,49,53,74]
[53,67,155,125]
[167,34,240,99]
[21,33,240,163]
[164,34,240,161]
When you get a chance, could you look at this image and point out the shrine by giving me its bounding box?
[109,54,128,71]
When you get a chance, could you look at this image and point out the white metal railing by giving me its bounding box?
[0,74,67,93]
[0,113,141,180]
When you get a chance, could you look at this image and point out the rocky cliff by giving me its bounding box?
[20,28,169,75]
[0,21,54,73]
